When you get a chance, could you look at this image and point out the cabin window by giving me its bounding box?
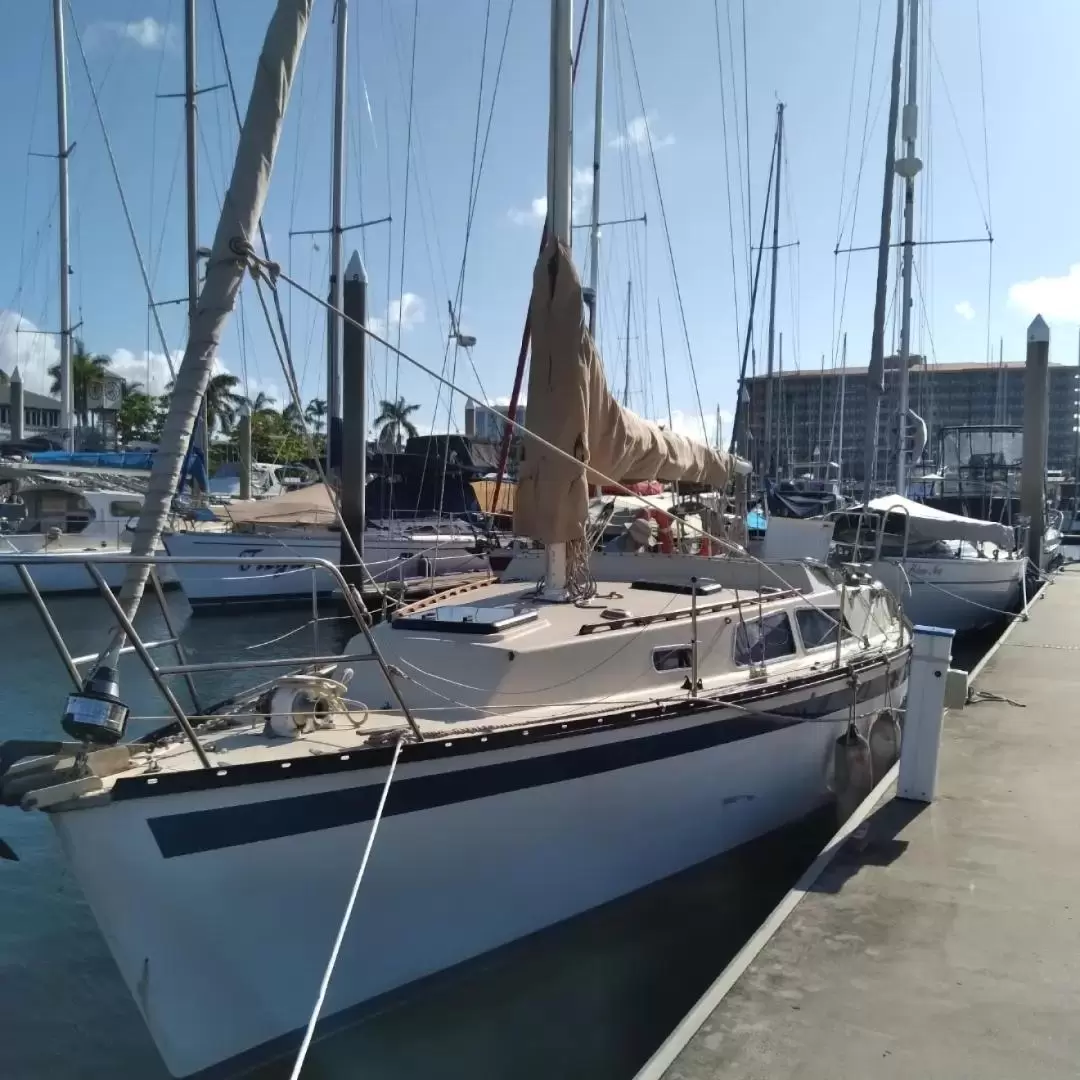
[652,645,693,672]
[794,608,853,650]
[733,612,796,666]
[110,500,143,519]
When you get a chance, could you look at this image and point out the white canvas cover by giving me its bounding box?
[515,241,733,544]
[868,493,1015,550]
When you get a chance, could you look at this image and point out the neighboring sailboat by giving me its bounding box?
[164,435,502,607]
[835,0,1026,632]
[0,4,910,1077]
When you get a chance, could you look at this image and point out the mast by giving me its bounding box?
[328,0,348,471]
[776,330,783,476]
[51,0,73,450]
[815,352,825,475]
[861,0,905,501]
[622,277,632,406]
[586,0,606,338]
[998,336,1005,424]
[183,0,208,464]
[544,0,573,594]
[762,102,783,479]
[894,0,922,495]
[838,332,847,486]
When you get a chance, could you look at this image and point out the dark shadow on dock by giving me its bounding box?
[810,795,927,895]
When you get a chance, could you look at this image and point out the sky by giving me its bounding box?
[1,0,1079,447]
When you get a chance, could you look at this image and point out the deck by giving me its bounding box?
[641,563,1080,1080]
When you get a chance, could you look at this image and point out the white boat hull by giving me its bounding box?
[162,529,490,607]
[0,537,177,596]
[868,555,1025,631]
[50,657,904,1077]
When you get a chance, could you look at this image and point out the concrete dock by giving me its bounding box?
[642,564,1080,1080]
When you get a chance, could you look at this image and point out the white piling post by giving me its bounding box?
[897,624,954,803]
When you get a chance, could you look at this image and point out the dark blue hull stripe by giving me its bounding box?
[147,662,903,859]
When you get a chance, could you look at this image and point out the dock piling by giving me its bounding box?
[897,623,954,803]
[1022,315,1050,568]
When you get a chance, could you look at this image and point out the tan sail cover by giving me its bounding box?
[515,240,733,543]
[222,484,336,528]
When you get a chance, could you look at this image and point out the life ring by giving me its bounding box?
[633,508,674,554]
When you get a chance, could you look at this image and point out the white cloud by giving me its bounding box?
[954,300,975,321]
[107,347,182,395]
[1008,264,1080,323]
[508,170,595,228]
[651,408,734,445]
[610,112,675,152]
[0,311,60,395]
[368,293,426,337]
[508,196,548,226]
[89,17,177,50]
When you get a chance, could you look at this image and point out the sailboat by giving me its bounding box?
[0,2,910,1077]
[831,0,1026,632]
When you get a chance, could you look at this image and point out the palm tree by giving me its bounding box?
[249,390,277,415]
[304,397,327,436]
[200,372,246,435]
[374,397,421,451]
[282,401,304,432]
[48,339,112,426]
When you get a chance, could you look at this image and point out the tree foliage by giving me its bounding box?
[116,391,164,443]
[374,397,421,450]
[48,339,112,426]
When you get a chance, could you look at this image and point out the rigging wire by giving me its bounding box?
[10,12,51,319]
[606,3,650,402]
[391,0,419,427]
[781,135,801,374]
[432,0,496,532]
[149,129,185,284]
[974,0,994,369]
[829,0,886,368]
[618,0,708,443]
[712,0,744,368]
[64,2,177,383]
[145,0,170,297]
[926,34,990,233]
[724,0,750,291]
[208,0,299,423]
[739,0,751,279]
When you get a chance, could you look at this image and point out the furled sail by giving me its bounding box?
[515,240,733,544]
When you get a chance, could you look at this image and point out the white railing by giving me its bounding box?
[0,550,424,760]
